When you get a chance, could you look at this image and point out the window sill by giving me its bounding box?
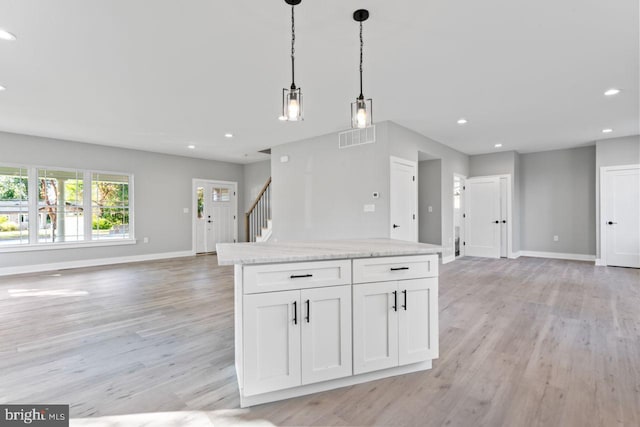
[0,239,137,253]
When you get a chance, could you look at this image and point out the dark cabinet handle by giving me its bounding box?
[494,220,499,224]
[390,267,409,271]
[502,220,507,224]
[607,221,617,225]
[305,299,310,323]
[293,301,297,325]
[393,224,400,228]
[402,289,407,310]
[290,274,313,279]
[392,291,397,311]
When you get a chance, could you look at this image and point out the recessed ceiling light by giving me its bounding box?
[187,144,195,149]
[602,128,613,134]
[494,143,503,148]
[224,133,233,138]
[457,118,468,125]
[604,88,620,96]
[0,29,16,41]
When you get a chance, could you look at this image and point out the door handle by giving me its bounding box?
[207,220,212,223]
[402,289,407,310]
[607,221,617,225]
[493,220,499,224]
[502,220,507,224]
[293,301,297,325]
[392,291,397,311]
[305,299,310,323]
[393,224,400,228]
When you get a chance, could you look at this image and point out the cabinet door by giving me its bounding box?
[243,290,301,396]
[398,278,439,365]
[353,282,399,374]
[301,285,352,384]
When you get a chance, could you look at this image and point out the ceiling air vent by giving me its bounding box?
[338,125,376,149]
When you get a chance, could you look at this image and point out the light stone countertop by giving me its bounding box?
[216,238,442,266]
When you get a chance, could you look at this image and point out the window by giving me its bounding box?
[197,187,204,219]
[0,164,133,250]
[38,169,84,243]
[92,173,130,240]
[213,187,230,202]
[0,166,29,246]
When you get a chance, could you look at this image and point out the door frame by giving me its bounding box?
[599,164,640,266]
[389,156,418,242]
[463,174,514,259]
[448,173,467,264]
[191,178,238,255]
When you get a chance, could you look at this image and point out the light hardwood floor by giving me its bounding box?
[1,255,638,426]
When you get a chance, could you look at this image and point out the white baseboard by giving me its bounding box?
[0,250,194,277]
[441,255,455,264]
[519,250,596,262]
[509,251,521,259]
[594,258,606,266]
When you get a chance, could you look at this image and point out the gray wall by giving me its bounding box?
[594,135,640,258]
[243,160,271,216]
[271,123,391,241]
[418,159,442,245]
[0,131,244,269]
[468,150,521,253]
[520,146,596,255]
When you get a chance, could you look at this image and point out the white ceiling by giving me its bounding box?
[0,0,637,164]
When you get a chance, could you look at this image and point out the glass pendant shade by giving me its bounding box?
[351,96,372,129]
[282,86,303,121]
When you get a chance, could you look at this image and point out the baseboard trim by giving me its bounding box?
[594,258,606,266]
[441,255,455,264]
[519,250,596,262]
[509,251,521,259]
[0,251,194,277]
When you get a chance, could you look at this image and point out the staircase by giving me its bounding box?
[246,177,272,242]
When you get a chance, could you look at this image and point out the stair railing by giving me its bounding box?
[245,177,271,242]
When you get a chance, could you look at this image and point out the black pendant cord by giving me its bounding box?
[291,5,296,89]
[359,21,363,98]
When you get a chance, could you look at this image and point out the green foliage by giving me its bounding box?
[92,218,113,230]
[0,215,7,224]
[0,221,19,232]
[0,176,28,201]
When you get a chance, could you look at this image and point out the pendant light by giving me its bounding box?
[351,9,372,129]
[280,0,303,121]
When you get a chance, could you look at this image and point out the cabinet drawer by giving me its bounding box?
[353,255,437,284]
[243,260,352,294]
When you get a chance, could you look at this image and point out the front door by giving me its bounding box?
[194,180,237,254]
[465,176,501,258]
[603,166,640,268]
[390,157,417,241]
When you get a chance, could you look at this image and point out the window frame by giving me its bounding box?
[0,162,135,252]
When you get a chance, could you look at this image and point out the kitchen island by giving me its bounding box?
[216,238,441,407]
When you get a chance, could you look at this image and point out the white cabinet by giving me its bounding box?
[353,277,438,375]
[243,285,352,396]
[243,290,301,396]
[301,285,352,385]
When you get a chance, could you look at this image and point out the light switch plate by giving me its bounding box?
[280,155,289,163]
[183,207,189,213]
[364,204,375,212]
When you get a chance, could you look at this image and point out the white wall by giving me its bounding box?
[595,135,640,259]
[0,131,244,270]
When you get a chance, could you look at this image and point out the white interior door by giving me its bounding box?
[194,180,237,254]
[390,157,417,241]
[398,278,439,365]
[301,285,352,385]
[353,281,399,375]
[465,176,501,258]
[243,290,301,396]
[603,166,640,268]
[499,177,508,258]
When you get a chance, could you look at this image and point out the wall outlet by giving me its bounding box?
[553,235,559,242]
[364,204,375,213]
[183,207,189,213]
[280,155,289,163]
[143,237,149,243]
[428,206,433,213]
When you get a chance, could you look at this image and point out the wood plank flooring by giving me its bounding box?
[0,255,638,426]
